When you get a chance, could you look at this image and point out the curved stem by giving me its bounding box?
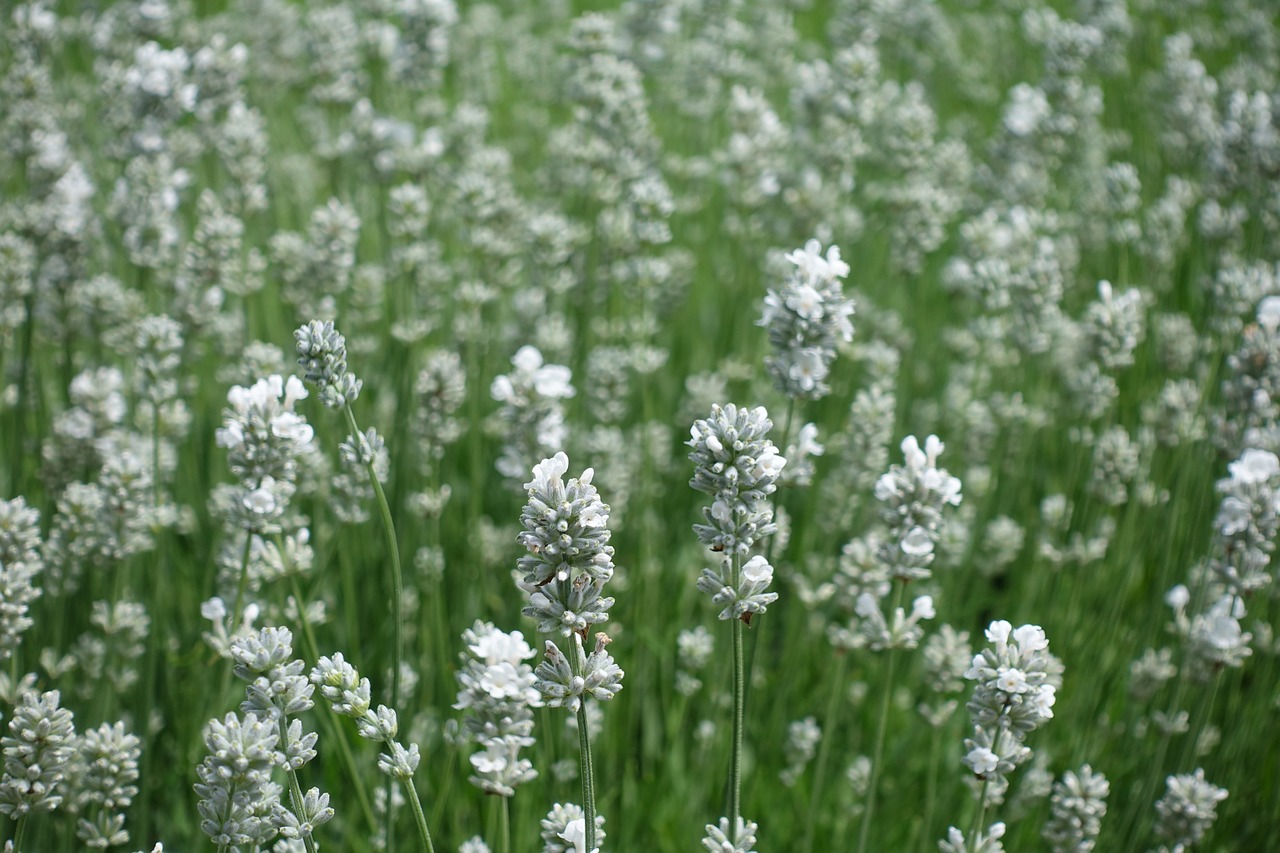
[344,404,404,853]
[344,404,404,711]
[574,637,599,851]
[857,581,907,853]
[403,776,436,853]
[967,728,1003,853]
[279,716,319,853]
[288,568,378,834]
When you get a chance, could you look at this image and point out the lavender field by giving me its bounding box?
[1,0,1278,850]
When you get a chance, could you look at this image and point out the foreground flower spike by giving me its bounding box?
[760,238,856,400]
[688,403,785,845]
[0,690,77,839]
[294,318,408,849]
[68,721,142,849]
[293,320,363,409]
[518,453,621,853]
[193,712,283,850]
[229,627,331,852]
[454,621,541,797]
[944,621,1058,853]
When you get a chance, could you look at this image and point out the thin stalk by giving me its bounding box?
[12,815,26,853]
[285,567,377,833]
[1177,668,1223,772]
[402,776,436,853]
[498,793,511,853]
[343,404,404,711]
[802,650,847,853]
[729,553,746,831]
[343,404,404,853]
[857,580,907,853]
[967,727,1004,853]
[220,532,255,700]
[575,636,600,850]
[279,716,319,853]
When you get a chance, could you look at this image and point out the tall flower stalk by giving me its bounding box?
[517,452,624,853]
[295,319,407,847]
[856,434,962,853]
[688,404,785,847]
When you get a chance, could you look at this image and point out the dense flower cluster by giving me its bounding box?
[874,435,963,581]
[759,239,855,399]
[688,404,786,622]
[453,621,541,797]
[962,621,1057,782]
[1152,769,1227,852]
[1041,764,1109,853]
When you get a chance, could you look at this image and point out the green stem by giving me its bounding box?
[967,727,1004,853]
[287,568,378,835]
[279,716,319,853]
[344,405,403,711]
[221,532,255,700]
[498,793,511,853]
[402,776,436,853]
[856,580,907,853]
[576,637,599,851]
[923,718,945,845]
[12,814,26,853]
[729,608,745,831]
[802,650,847,853]
[344,404,404,853]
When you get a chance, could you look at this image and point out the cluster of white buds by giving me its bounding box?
[688,404,786,623]
[1165,585,1252,681]
[294,320,363,409]
[873,435,963,581]
[961,622,1057,780]
[540,802,606,853]
[453,622,541,797]
[1041,764,1109,853]
[310,653,421,780]
[491,346,575,483]
[854,591,936,651]
[517,453,624,709]
[228,627,333,843]
[759,239,856,399]
[701,815,759,852]
[1152,769,1227,852]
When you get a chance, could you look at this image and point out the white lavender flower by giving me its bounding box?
[1042,764,1108,853]
[0,689,76,819]
[1152,769,1227,851]
[453,621,541,797]
[294,320,363,409]
[874,435,963,581]
[193,712,284,848]
[310,653,421,782]
[688,403,786,559]
[1209,447,1280,595]
[1166,588,1253,681]
[702,815,759,852]
[67,722,141,849]
[534,634,624,713]
[855,592,937,651]
[760,239,856,399]
[938,821,1006,853]
[540,802,606,853]
[962,621,1057,783]
[491,346,576,482]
